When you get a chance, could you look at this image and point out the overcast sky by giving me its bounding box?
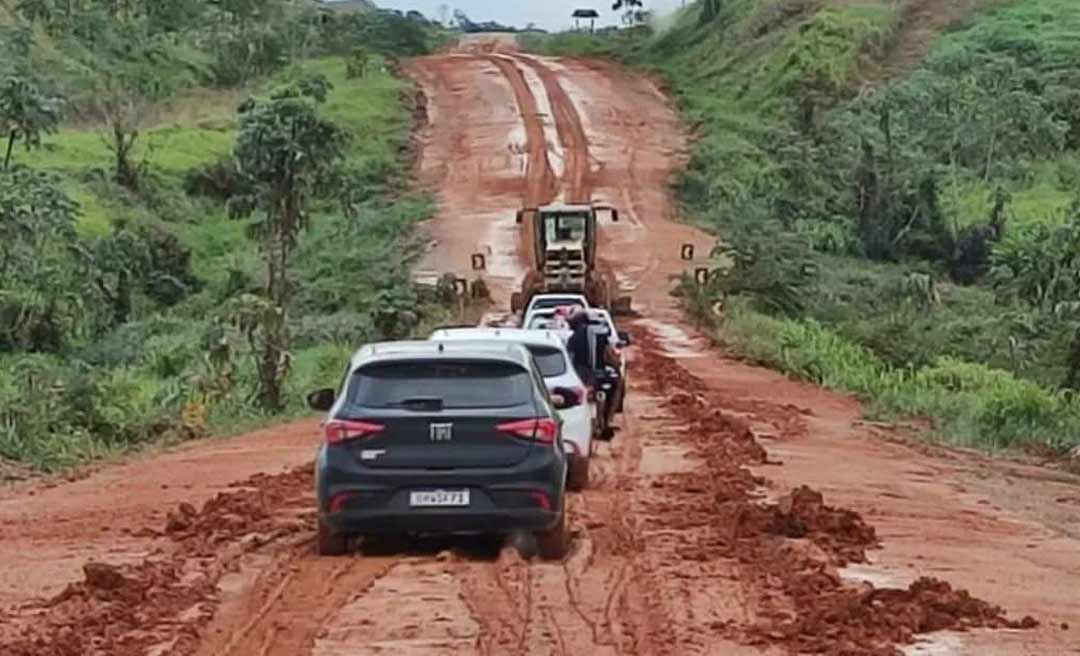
[377,0,686,31]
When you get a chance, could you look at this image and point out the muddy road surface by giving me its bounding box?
[2,36,1080,656]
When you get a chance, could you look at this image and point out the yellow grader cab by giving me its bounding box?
[510,202,633,315]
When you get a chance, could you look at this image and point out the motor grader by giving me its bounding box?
[510,202,632,315]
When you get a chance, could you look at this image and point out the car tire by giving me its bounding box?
[536,505,569,560]
[567,455,590,491]
[317,518,349,556]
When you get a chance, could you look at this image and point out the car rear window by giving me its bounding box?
[345,360,534,410]
[527,345,567,378]
[532,298,584,311]
[527,315,556,329]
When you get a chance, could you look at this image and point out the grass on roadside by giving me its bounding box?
[721,300,1080,452]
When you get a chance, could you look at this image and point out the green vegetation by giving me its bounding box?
[1,1,454,471]
[721,299,1080,452]
[529,0,1080,453]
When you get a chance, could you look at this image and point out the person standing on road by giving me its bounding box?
[566,308,594,386]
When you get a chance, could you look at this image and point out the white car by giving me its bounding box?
[524,307,630,422]
[521,294,589,323]
[523,307,569,331]
[523,303,627,344]
[428,327,596,490]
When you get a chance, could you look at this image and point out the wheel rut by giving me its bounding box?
[512,54,594,203]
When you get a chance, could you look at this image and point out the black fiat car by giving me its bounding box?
[306,340,576,558]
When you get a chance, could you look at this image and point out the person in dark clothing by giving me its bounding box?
[566,308,594,386]
[588,322,621,431]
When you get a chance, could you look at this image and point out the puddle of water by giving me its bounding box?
[640,443,698,476]
[902,632,966,656]
[478,210,526,283]
[506,124,528,176]
[540,58,595,135]
[637,319,705,359]
[840,559,972,656]
[492,55,564,180]
[840,562,912,589]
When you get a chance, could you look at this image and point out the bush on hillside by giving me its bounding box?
[183,157,249,201]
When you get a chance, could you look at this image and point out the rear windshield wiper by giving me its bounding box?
[384,397,445,411]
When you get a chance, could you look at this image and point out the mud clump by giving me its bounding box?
[0,465,314,656]
[164,501,198,533]
[767,486,878,566]
[4,559,209,656]
[762,577,1038,656]
[630,325,1036,655]
[163,467,312,551]
[82,562,131,591]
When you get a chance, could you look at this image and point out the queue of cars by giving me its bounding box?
[306,294,629,559]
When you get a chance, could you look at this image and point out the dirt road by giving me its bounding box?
[2,36,1080,656]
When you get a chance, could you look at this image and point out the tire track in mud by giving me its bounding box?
[512,55,593,203]
[484,54,559,283]
[195,550,398,656]
[485,55,558,210]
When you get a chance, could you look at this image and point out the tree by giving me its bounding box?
[612,0,646,26]
[990,201,1080,311]
[0,76,62,170]
[96,73,148,190]
[82,228,152,328]
[90,26,178,190]
[0,167,85,351]
[0,167,78,279]
[700,0,723,24]
[346,47,370,80]
[141,0,204,33]
[230,77,348,410]
[14,0,56,30]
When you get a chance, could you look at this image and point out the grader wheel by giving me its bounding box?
[512,271,543,313]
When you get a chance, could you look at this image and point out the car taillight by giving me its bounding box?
[497,418,558,444]
[527,491,551,511]
[329,491,360,513]
[324,419,384,445]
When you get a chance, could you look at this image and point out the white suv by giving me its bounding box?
[522,294,589,322]
[428,328,595,490]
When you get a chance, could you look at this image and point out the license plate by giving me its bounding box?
[409,489,470,507]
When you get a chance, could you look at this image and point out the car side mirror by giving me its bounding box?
[307,388,336,412]
[516,209,523,224]
[551,387,580,409]
[617,330,631,346]
[610,208,619,222]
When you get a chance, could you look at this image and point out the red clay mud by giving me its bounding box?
[632,327,1034,654]
[0,466,314,656]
